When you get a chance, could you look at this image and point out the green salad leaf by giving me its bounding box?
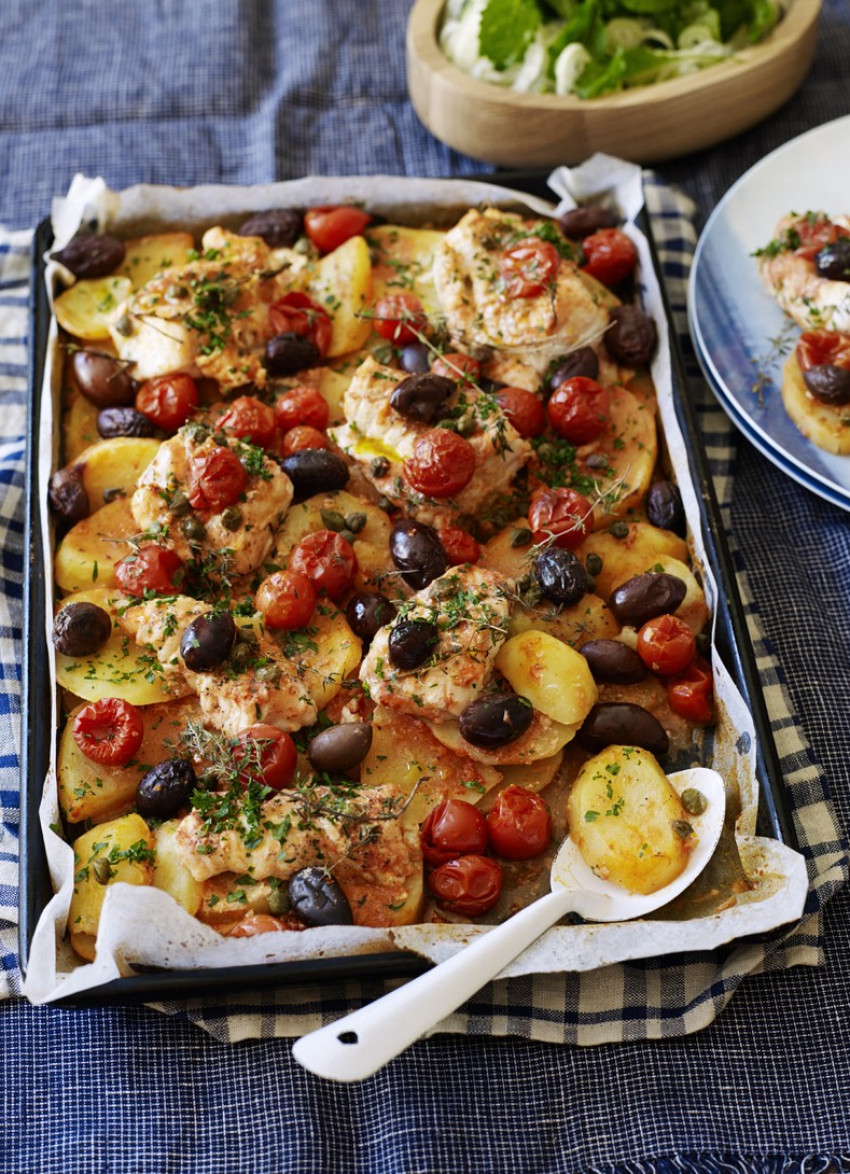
[479,0,542,69]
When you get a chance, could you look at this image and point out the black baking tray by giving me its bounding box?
[19,175,797,1005]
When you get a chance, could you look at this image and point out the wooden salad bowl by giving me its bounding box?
[406,0,822,166]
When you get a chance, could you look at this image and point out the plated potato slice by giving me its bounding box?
[781,353,850,454]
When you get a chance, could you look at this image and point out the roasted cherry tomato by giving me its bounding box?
[430,352,481,383]
[255,569,318,630]
[373,293,428,346]
[281,425,329,455]
[580,228,638,287]
[494,386,545,438]
[403,429,476,499]
[269,291,333,357]
[217,395,277,448]
[486,784,552,861]
[527,486,594,550]
[438,525,481,566]
[788,214,850,261]
[235,723,297,790]
[499,238,560,298]
[420,799,489,867]
[546,376,609,444]
[796,329,850,372]
[274,385,330,434]
[187,445,249,513]
[636,613,696,676]
[303,205,371,254]
[427,854,502,917]
[114,544,183,595]
[135,373,199,431]
[289,529,357,601]
[72,697,144,766]
[666,655,713,723]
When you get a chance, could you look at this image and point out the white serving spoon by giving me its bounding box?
[292,766,725,1082]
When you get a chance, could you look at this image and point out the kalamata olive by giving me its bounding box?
[307,722,373,774]
[345,591,397,641]
[97,406,156,439]
[279,449,350,500]
[388,618,439,670]
[48,466,89,523]
[534,547,589,607]
[389,519,448,590]
[558,206,618,239]
[236,208,302,248]
[71,350,136,409]
[51,231,125,279]
[459,693,534,748]
[548,346,599,390]
[578,702,669,756]
[645,480,686,537]
[179,611,237,672]
[264,332,320,376]
[390,372,455,424]
[579,638,647,684]
[609,572,687,628]
[605,304,657,366]
[814,238,850,282]
[400,342,431,374]
[803,364,850,406]
[52,601,112,657]
[288,866,354,927]
[135,758,197,819]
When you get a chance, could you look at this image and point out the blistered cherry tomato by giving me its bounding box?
[580,228,638,287]
[430,352,481,383]
[114,544,183,595]
[373,293,428,346]
[403,429,476,499]
[547,376,609,444]
[235,724,297,790]
[427,854,502,917]
[527,487,593,550]
[420,799,489,867]
[187,445,248,513]
[255,569,318,630]
[666,655,713,723]
[438,525,480,566]
[274,385,330,434]
[289,529,357,601]
[269,291,332,358]
[796,329,850,372]
[72,697,144,766]
[788,214,850,261]
[280,425,329,455]
[636,613,696,676]
[486,784,552,861]
[499,238,560,298]
[494,386,545,438]
[303,205,371,254]
[216,395,276,449]
[135,373,199,431]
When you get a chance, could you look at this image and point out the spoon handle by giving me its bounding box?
[291,887,577,1081]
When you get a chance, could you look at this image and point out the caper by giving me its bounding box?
[169,490,192,518]
[338,529,356,545]
[221,506,243,532]
[609,521,630,539]
[680,787,708,816]
[255,663,282,685]
[511,527,533,548]
[672,819,695,840]
[93,858,114,885]
[586,552,603,576]
[370,457,390,478]
[320,509,347,532]
[345,512,367,534]
[180,515,206,544]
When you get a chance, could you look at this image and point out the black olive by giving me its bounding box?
[579,638,647,684]
[389,519,448,590]
[548,346,599,390]
[52,601,112,657]
[71,350,136,409]
[288,866,354,927]
[264,332,320,376]
[48,466,89,523]
[388,618,439,670]
[279,449,350,500]
[645,480,686,537]
[179,611,237,672]
[533,548,589,607]
[307,722,373,774]
[605,305,657,366]
[609,572,687,628]
[400,342,431,374]
[814,238,850,282]
[136,758,197,819]
[97,407,156,439]
[52,232,126,279]
[578,702,669,756]
[236,208,302,248]
[390,372,455,424]
[558,206,618,240]
[345,591,396,641]
[459,693,534,748]
[803,364,850,406]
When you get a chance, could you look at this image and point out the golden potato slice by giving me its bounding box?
[426,709,578,767]
[63,387,100,462]
[582,521,689,599]
[509,593,619,649]
[54,276,133,341]
[71,436,161,508]
[368,224,445,315]
[481,750,564,809]
[495,630,598,727]
[117,232,195,290]
[272,489,390,564]
[68,813,154,959]
[585,387,657,525]
[282,606,362,710]
[54,496,137,593]
[479,524,533,580]
[309,234,373,356]
[605,555,708,636]
[781,354,850,454]
[152,819,204,916]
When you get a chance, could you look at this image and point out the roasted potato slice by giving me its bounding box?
[495,630,598,727]
[117,232,195,290]
[53,276,133,341]
[69,436,161,509]
[68,813,154,960]
[582,521,689,599]
[368,223,445,315]
[54,496,137,593]
[309,234,373,356]
[152,819,204,916]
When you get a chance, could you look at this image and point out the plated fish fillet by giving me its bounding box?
[757,212,850,333]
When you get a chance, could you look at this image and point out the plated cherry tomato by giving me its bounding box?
[427,854,502,917]
[255,569,318,630]
[494,386,545,438]
[373,293,428,346]
[187,445,248,513]
[438,525,480,566]
[269,291,333,358]
[580,228,638,287]
[235,723,297,790]
[72,697,144,766]
[796,329,850,371]
[486,784,552,861]
[217,395,277,448]
[289,529,357,601]
[280,425,329,455]
[636,613,696,676]
[666,655,713,723]
[420,799,489,867]
[787,214,850,262]
[114,544,183,595]
[430,352,481,383]
[499,238,560,298]
[274,385,330,434]
[135,373,199,431]
[527,486,593,550]
[403,429,476,499]
[303,205,372,254]
[547,376,609,444]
